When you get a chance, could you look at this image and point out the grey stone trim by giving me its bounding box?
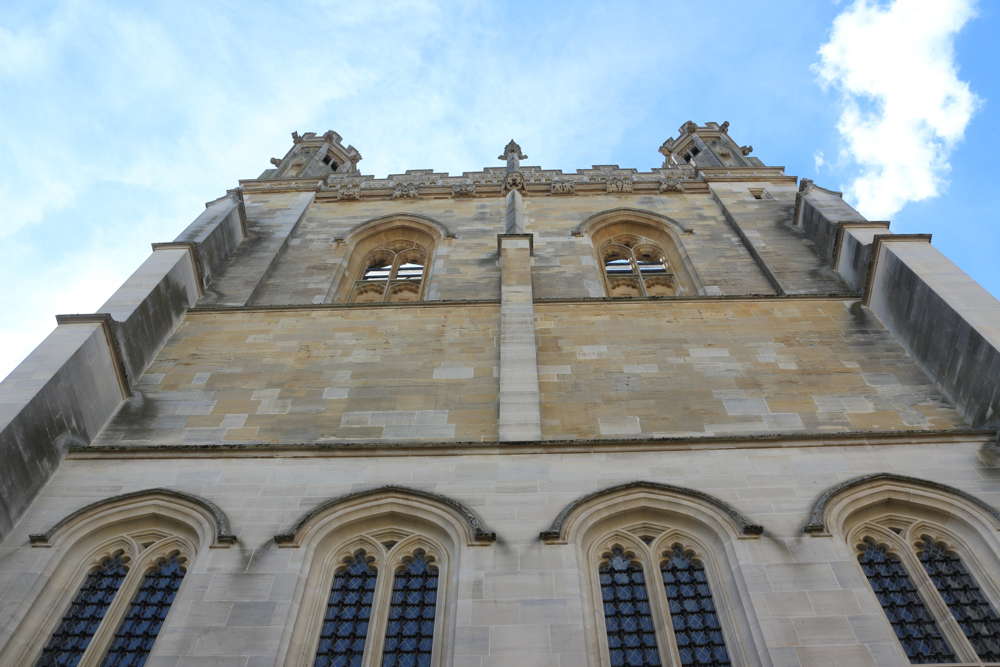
[340,213,455,242]
[53,313,130,399]
[29,487,237,546]
[539,481,764,542]
[802,472,1000,533]
[273,485,496,544]
[861,234,933,307]
[572,207,692,237]
[75,428,994,458]
[150,242,205,298]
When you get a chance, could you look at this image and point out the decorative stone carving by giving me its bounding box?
[327,176,363,200]
[291,131,301,143]
[502,171,525,195]
[681,120,698,135]
[605,175,634,194]
[551,180,575,195]
[452,183,476,198]
[392,182,419,199]
[720,120,730,134]
[659,176,685,193]
[799,178,814,194]
[740,145,753,156]
[498,140,527,168]
[270,157,282,167]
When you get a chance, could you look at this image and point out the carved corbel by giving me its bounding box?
[452,183,476,198]
[392,182,419,199]
[551,179,575,195]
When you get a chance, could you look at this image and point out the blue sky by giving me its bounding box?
[1,0,997,381]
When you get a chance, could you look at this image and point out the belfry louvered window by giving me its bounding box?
[351,241,428,303]
[599,235,676,298]
[856,527,1000,666]
[594,541,735,667]
[312,547,441,667]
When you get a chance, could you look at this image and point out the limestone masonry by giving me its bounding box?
[2,122,1000,667]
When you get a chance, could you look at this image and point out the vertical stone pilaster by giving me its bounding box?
[505,189,525,234]
[497,234,541,441]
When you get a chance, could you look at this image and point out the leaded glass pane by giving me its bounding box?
[599,548,660,667]
[100,554,185,667]
[315,552,378,667]
[35,555,128,667]
[919,538,1000,661]
[858,538,955,664]
[382,553,437,667]
[660,546,731,667]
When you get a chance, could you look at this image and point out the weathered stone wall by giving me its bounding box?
[0,437,994,667]
[243,184,833,306]
[90,297,968,448]
[94,305,501,446]
[535,298,966,439]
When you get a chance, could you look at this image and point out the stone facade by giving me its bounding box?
[2,122,1000,667]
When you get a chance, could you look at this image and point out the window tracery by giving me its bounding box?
[588,530,740,667]
[298,536,444,667]
[351,241,428,303]
[35,555,130,667]
[600,236,676,298]
[31,534,190,667]
[849,520,1000,665]
[274,486,488,667]
[0,489,225,667]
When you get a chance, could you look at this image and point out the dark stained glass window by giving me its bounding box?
[99,555,185,667]
[918,538,1000,662]
[660,546,731,667]
[315,552,378,667]
[382,552,437,667]
[858,538,955,664]
[35,555,129,667]
[599,548,660,667]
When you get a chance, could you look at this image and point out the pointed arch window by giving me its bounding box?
[301,538,446,667]
[599,236,676,298]
[852,521,1000,665]
[591,535,736,667]
[352,241,427,303]
[30,536,189,667]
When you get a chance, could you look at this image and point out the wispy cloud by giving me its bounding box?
[815,0,981,219]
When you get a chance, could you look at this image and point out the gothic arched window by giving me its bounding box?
[351,241,428,303]
[32,535,190,667]
[592,537,734,667]
[599,236,676,298]
[0,489,230,667]
[853,524,1000,665]
[275,487,494,667]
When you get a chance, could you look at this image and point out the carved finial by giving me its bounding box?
[658,138,675,158]
[720,121,730,133]
[270,158,282,167]
[499,139,527,169]
[680,121,698,135]
[799,178,814,193]
[291,131,301,143]
[740,145,753,156]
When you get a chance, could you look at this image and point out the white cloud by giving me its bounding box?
[813,150,826,171]
[815,0,981,219]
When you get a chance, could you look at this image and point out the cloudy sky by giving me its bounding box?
[1,0,997,381]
